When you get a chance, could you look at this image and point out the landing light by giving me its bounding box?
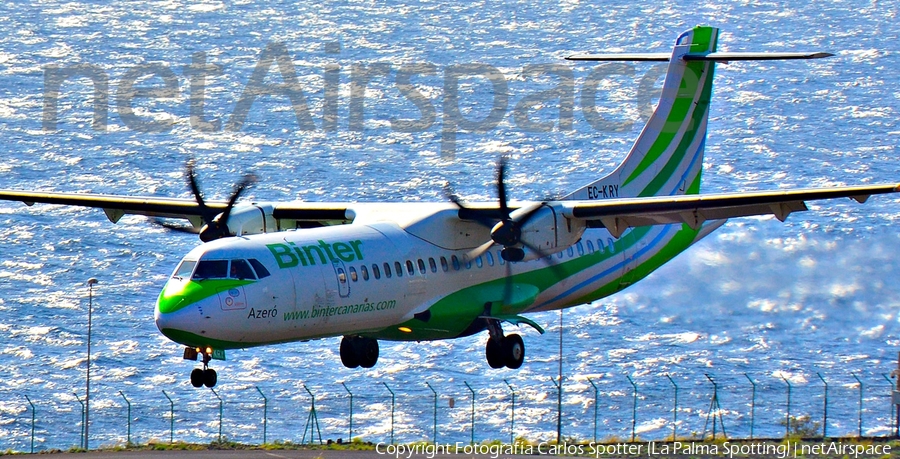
[398,327,412,333]
[206,347,213,355]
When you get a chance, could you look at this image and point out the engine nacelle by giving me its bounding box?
[513,203,586,261]
[220,204,278,237]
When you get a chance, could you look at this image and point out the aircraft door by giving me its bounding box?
[332,260,351,298]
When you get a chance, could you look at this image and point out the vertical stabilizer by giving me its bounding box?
[565,26,719,200]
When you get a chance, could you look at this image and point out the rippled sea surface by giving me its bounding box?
[1,0,899,451]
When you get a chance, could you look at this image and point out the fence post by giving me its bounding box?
[852,373,863,437]
[162,390,174,444]
[74,392,85,450]
[256,386,268,445]
[302,384,323,445]
[504,379,515,444]
[464,381,475,445]
[744,374,756,440]
[341,383,352,443]
[587,378,599,443]
[383,382,396,444]
[665,374,677,440]
[883,374,894,436]
[24,395,35,454]
[703,374,727,440]
[118,391,132,446]
[781,376,792,437]
[550,377,563,442]
[425,382,437,445]
[816,373,828,439]
[210,388,223,443]
[626,375,637,442]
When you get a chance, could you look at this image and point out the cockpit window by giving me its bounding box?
[248,259,270,279]
[173,260,196,279]
[193,260,228,280]
[230,259,256,280]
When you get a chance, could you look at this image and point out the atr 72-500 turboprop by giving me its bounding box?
[1,26,897,388]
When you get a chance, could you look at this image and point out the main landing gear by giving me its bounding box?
[184,347,218,388]
[340,335,379,369]
[485,319,525,369]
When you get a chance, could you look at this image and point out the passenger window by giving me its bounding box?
[567,247,575,257]
[383,262,392,278]
[587,240,595,253]
[406,260,414,276]
[475,257,483,268]
[173,260,196,279]
[440,257,449,272]
[193,260,228,280]
[337,267,347,283]
[451,255,461,271]
[597,239,605,252]
[249,259,271,279]
[429,258,438,273]
[395,261,404,278]
[465,259,472,269]
[361,265,370,281]
[608,238,615,252]
[577,242,584,256]
[417,259,426,274]
[498,250,505,265]
[230,259,256,280]
[373,264,381,280]
[349,267,358,282]
[486,252,494,266]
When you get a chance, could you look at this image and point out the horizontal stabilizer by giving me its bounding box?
[566,51,833,62]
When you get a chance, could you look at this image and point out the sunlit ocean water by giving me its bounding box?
[0,0,899,451]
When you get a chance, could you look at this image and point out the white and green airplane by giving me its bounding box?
[1,26,897,389]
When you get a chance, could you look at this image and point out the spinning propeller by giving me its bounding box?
[446,156,552,263]
[154,161,257,242]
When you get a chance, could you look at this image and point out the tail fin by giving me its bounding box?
[565,26,720,200]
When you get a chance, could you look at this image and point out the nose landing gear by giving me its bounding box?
[184,346,219,388]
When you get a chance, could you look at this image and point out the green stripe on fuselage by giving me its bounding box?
[157,279,254,315]
[377,224,700,342]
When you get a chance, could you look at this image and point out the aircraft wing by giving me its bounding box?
[559,183,900,238]
[0,189,358,229]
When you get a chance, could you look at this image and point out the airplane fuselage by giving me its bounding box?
[154,208,720,350]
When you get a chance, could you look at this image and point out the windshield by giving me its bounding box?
[173,260,196,279]
[193,260,228,280]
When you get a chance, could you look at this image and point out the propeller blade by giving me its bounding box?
[213,173,258,234]
[444,182,498,229]
[150,218,200,235]
[496,156,511,221]
[520,240,566,281]
[466,239,496,261]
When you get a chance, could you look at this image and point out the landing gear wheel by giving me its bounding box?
[340,336,360,369]
[203,368,218,388]
[358,338,379,368]
[485,337,505,369]
[340,336,380,369]
[503,334,525,369]
[190,368,204,388]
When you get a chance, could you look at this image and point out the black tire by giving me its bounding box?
[190,368,204,388]
[203,368,218,388]
[340,336,360,368]
[485,337,505,369]
[358,338,379,369]
[503,334,525,369]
